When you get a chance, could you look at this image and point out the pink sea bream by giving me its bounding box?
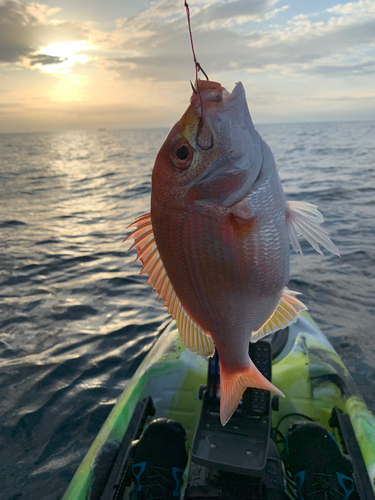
[125,80,339,425]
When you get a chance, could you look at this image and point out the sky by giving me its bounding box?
[1,0,375,133]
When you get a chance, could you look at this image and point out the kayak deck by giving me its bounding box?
[63,313,375,499]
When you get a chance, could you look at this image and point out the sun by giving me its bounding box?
[34,40,96,74]
[31,40,97,102]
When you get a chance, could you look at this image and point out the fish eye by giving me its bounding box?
[170,140,193,170]
[176,145,189,160]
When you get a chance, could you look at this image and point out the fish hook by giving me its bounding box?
[185,1,212,149]
[190,80,198,94]
[190,81,213,149]
[189,63,209,94]
[196,62,209,81]
[196,117,214,151]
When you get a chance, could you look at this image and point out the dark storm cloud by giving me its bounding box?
[0,0,87,63]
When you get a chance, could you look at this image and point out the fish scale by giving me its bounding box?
[244,173,289,296]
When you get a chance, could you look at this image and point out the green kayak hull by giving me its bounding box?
[63,312,375,499]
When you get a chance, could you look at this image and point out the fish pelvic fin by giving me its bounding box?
[220,362,284,426]
[251,289,307,342]
[124,214,215,358]
[286,200,340,256]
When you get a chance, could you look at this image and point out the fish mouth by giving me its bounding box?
[224,81,245,101]
[187,81,247,150]
[186,81,260,207]
[191,80,245,112]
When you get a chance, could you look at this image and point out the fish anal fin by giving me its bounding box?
[286,201,340,256]
[251,289,307,342]
[125,213,215,358]
[220,362,284,426]
[175,306,215,358]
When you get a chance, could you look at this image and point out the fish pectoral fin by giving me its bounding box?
[251,289,307,342]
[286,200,340,256]
[125,213,215,358]
[220,362,284,426]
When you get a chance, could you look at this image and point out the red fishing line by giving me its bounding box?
[184,1,204,129]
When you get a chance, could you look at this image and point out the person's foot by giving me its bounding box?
[286,421,356,499]
[131,418,188,499]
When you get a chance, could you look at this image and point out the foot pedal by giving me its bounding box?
[191,341,274,474]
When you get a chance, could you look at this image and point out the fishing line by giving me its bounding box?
[184,1,209,136]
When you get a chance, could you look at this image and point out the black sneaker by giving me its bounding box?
[131,418,188,500]
[285,421,356,500]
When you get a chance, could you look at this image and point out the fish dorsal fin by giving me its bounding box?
[286,200,340,256]
[124,214,215,358]
[251,289,307,342]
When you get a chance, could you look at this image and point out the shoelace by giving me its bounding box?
[305,472,346,500]
[141,465,175,500]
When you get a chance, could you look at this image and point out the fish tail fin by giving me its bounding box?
[219,362,284,426]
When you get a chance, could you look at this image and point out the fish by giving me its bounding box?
[125,80,339,425]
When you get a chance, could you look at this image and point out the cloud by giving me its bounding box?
[92,0,375,83]
[0,0,87,64]
[311,94,375,101]
[196,0,280,25]
[264,5,289,20]
[0,99,174,133]
[29,54,67,66]
[0,102,23,108]
[95,0,284,81]
[2,0,375,84]
[103,0,280,52]
[327,0,375,15]
[246,17,375,69]
[103,27,255,81]
[308,59,375,77]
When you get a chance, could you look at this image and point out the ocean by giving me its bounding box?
[0,122,374,499]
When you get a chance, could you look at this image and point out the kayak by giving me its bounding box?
[63,311,375,499]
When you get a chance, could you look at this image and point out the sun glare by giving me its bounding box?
[35,40,95,74]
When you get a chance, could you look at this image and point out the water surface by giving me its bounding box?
[0,122,374,499]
